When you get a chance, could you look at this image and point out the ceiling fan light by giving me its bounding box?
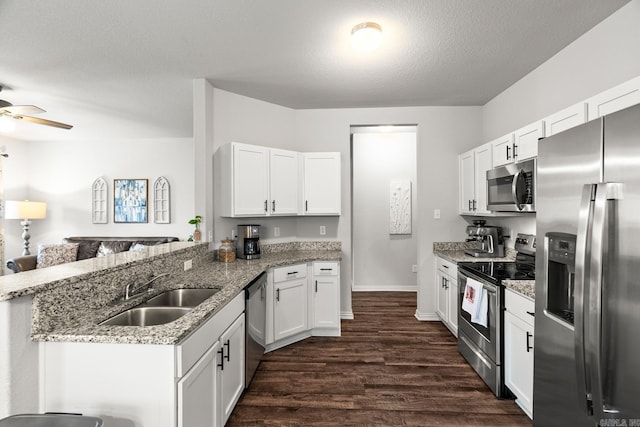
[0,115,15,132]
[351,22,382,52]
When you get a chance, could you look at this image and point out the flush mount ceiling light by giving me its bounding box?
[351,22,383,52]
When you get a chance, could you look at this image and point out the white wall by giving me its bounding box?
[2,137,196,265]
[483,0,640,140]
[352,129,417,291]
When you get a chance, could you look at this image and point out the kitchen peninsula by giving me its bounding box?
[0,241,341,425]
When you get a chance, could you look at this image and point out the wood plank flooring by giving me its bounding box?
[227,291,532,426]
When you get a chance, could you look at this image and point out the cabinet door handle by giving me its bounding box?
[305,200,308,212]
[276,288,280,302]
[224,339,231,361]
[468,200,472,211]
[264,200,268,212]
[506,145,511,160]
[272,200,276,212]
[315,280,318,293]
[513,143,518,158]
[217,348,225,370]
[472,199,477,211]
[526,331,533,352]
[444,278,448,290]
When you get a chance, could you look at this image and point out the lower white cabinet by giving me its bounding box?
[266,261,341,351]
[40,293,245,427]
[504,289,535,419]
[435,257,458,336]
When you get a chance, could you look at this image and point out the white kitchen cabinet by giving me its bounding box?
[218,313,246,425]
[504,289,535,419]
[492,122,544,167]
[41,292,246,427]
[459,142,492,215]
[435,257,458,337]
[272,264,308,342]
[587,75,640,121]
[302,152,341,215]
[543,102,588,136]
[269,148,299,215]
[311,261,340,333]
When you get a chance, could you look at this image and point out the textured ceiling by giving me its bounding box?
[0,0,631,141]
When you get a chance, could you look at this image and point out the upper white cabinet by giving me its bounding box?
[269,148,299,215]
[302,152,341,216]
[492,121,544,167]
[217,143,340,217]
[459,142,492,215]
[543,102,588,137]
[586,75,640,121]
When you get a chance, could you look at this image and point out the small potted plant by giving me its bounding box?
[188,215,202,242]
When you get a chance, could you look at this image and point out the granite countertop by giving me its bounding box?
[31,249,342,346]
[434,241,535,300]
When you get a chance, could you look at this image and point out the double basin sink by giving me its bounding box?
[100,288,220,327]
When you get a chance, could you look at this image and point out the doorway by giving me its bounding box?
[351,126,417,291]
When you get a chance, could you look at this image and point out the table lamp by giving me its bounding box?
[4,200,47,256]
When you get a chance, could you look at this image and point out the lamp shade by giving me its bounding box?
[4,200,47,220]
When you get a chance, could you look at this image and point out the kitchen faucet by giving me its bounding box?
[124,272,171,300]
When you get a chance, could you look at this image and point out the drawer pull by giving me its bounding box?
[526,311,535,317]
[287,271,298,275]
[320,268,333,271]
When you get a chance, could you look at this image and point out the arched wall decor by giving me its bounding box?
[153,176,171,224]
[91,177,108,224]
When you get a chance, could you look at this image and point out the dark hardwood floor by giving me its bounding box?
[228,291,532,426]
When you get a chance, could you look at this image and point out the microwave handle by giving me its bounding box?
[511,168,524,210]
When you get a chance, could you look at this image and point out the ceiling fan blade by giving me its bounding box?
[3,104,46,115]
[14,114,73,129]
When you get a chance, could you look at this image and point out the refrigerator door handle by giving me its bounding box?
[588,182,624,423]
[574,183,596,416]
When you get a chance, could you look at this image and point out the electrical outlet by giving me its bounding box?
[412,265,418,273]
[208,230,213,242]
[232,230,236,240]
[320,225,326,235]
[183,259,193,271]
[274,227,280,237]
[434,209,441,219]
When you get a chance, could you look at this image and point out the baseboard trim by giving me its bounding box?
[414,310,440,321]
[352,287,417,292]
[340,310,354,320]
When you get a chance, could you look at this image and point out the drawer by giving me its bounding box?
[273,263,307,283]
[436,257,457,275]
[313,261,339,276]
[505,288,535,326]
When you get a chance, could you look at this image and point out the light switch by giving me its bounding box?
[434,209,441,219]
[320,226,326,235]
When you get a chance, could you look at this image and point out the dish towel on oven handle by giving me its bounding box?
[462,277,488,328]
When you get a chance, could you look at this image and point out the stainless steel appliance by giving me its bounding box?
[464,223,505,258]
[486,158,536,212]
[534,103,640,425]
[245,272,266,388]
[237,224,261,259]
[457,234,536,397]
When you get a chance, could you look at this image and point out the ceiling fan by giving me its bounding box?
[0,85,73,130]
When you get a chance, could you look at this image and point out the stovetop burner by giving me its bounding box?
[458,253,535,285]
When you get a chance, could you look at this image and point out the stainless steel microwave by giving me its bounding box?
[486,158,535,212]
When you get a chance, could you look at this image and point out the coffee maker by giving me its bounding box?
[464,221,505,258]
[237,224,261,259]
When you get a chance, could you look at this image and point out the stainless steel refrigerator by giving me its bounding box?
[535,103,640,426]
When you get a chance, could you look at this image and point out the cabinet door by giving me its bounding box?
[270,149,299,215]
[219,314,245,426]
[233,143,269,216]
[446,274,458,336]
[458,150,475,214]
[504,311,534,418]
[313,276,340,329]
[587,76,640,121]
[543,102,587,136]
[435,270,448,322]
[177,341,219,427]
[491,133,515,167]
[473,143,492,214]
[513,121,543,162]
[274,278,308,341]
[303,153,341,215]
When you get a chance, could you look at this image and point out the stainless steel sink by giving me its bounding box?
[143,288,220,307]
[100,307,191,326]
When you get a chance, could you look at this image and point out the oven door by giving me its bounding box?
[457,269,501,364]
